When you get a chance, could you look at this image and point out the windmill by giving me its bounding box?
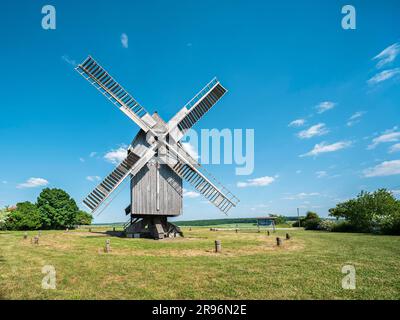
[75,56,239,239]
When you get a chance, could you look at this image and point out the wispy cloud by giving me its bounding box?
[315,101,336,114]
[183,188,200,198]
[17,177,49,189]
[389,143,400,154]
[89,152,97,158]
[300,141,352,157]
[347,111,365,127]
[282,192,320,200]
[367,127,400,149]
[367,68,400,85]
[363,160,400,177]
[2,180,7,184]
[79,157,85,163]
[181,142,199,160]
[237,176,276,188]
[61,55,77,67]
[288,119,306,127]
[297,123,329,139]
[373,43,400,69]
[86,176,101,182]
[316,171,328,178]
[104,146,127,165]
[121,33,128,48]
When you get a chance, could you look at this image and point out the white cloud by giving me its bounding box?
[288,119,306,127]
[183,188,200,198]
[363,160,400,177]
[61,55,77,67]
[373,43,400,69]
[300,141,352,157]
[181,142,199,160]
[389,143,400,154]
[17,177,49,189]
[282,192,320,200]
[89,152,97,157]
[316,171,328,178]
[86,176,101,182]
[79,157,85,163]
[297,123,329,139]
[347,111,365,127]
[296,170,302,174]
[391,189,400,196]
[237,176,276,188]
[315,101,336,114]
[2,180,7,184]
[121,33,128,48]
[104,146,127,165]
[367,68,400,85]
[368,127,400,149]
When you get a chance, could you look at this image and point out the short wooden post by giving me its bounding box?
[189,227,192,231]
[89,228,92,232]
[23,232,28,240]
[104,239,111,253]
[113,227,115,232]
[235,228,238,233]
[276,237,282,246]
[34,236,39,245]
[267,230,270,236]
[286,233,291,240]
[215,240,221,253]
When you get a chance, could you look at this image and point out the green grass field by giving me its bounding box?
[1,227,399,299]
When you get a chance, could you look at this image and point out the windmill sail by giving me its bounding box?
[172,161,238,214]
[83,147,155,212]
[168,78,227,142]
[76,56,156,132]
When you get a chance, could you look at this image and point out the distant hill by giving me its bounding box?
[174,216,302,226]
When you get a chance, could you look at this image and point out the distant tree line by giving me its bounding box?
[294,189,400,235]
[0,188,92,230]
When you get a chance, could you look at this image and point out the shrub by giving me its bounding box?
[329,189,400,234]
[74,210,93,225]
[6,202,42,230]
[317,220,336,231]
[331,221,357,233]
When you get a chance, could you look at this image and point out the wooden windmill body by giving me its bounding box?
[75,56,239,239]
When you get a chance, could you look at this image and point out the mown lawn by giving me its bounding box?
[0,227,399,299]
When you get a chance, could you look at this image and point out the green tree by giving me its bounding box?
[0,207,10,230]
[329,189,400,234]
[36,188,79,229]
[6,202,42,230]
[74,210,93,225]
[302,211,321,230]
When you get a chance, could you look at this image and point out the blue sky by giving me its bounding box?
[1,0,400,223]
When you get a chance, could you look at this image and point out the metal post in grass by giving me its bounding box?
[215,240,221,253]
[38,230,41,237]
[286,233,291,240]
[34,236,39,245]
[23,232,28,240]
[104,239,111,253]
[276,237,282,246]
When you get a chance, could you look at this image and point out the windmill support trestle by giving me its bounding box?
[125,215,183,240]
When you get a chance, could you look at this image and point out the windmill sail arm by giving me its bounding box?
[163,142,239,214]
[167,78,227,142]
[83,146,156,212]
[75,56,156,132]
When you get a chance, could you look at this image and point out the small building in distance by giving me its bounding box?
[256,216,276,231]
